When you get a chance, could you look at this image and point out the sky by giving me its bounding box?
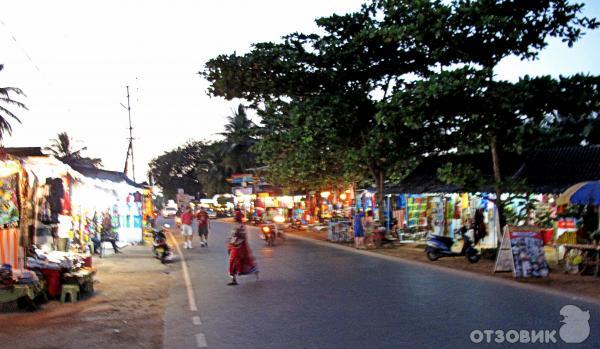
[1,0,599,181]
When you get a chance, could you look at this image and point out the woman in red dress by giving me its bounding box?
[227,224,259,285]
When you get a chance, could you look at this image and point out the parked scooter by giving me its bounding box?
[425,225,481,263]
[153,225,174,263]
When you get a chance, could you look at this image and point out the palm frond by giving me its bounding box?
[0,97,28,110]
[0,105,22,123]
[0,87,26,97]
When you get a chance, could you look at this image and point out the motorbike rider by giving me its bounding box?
[153,227,171,259]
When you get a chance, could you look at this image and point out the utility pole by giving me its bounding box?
[121,85,136,181]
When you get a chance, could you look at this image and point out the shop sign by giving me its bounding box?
[233,187,253,196]
[228,173,256,184]
[494,226,549,278]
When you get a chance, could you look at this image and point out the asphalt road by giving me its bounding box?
[161,219,600,349]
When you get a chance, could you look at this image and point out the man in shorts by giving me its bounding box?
[180,207,194,249]
[196,207,210,247]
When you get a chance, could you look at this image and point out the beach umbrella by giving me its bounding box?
[557,181,600,231]
[557,181,600,206]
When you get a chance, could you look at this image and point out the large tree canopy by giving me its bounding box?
[149,104,259,198]
[202,0,598,218]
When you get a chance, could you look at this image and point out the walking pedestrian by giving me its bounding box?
[196,207,210,247]
[364,210,376,248]
[180,207,194,249]
[227,224,258,285]
[353,209,366,249]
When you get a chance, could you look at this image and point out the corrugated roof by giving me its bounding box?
[69,164,146,189]
[386,152,523,194]
[2,147,46,157]
[387,146,600,194]
[514,145,600,193]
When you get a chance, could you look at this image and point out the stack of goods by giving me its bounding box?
[0,264,15,287]
[0,264,40,289]
[407,197,428,227]
[12,270,39,286]
[26,249,84,271]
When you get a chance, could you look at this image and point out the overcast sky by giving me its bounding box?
[1,0,599,181]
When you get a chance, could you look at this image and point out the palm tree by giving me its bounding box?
[45,131,103,168]
[0,64,27,142]
[219,104,257,173]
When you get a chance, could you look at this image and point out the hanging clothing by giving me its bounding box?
[461,193,469,209]
[0,228,20,268]
[0,174,20,227]
[48,178,64,223]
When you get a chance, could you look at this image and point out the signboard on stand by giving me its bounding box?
[494,226,550,278]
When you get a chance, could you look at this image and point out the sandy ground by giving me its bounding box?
[0,245,172,349]
[280,224,600,301]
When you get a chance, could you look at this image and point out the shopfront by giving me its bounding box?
[387,192,500,247]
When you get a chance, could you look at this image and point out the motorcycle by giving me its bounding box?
[153,225,174,263]
[260,223,277,246]
[425,225,481,263]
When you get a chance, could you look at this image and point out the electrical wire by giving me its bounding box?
[0,16,41,73]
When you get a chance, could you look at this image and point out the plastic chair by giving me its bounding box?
[60,284,80,303]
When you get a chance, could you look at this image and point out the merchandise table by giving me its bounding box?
[0,284,43,304]
[63,268,95,293]
[562,244,600,276]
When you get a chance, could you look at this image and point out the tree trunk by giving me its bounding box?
[490,135,506,244]
[374,169,386,223]
[315,191,322,223]
[305,190,311,222]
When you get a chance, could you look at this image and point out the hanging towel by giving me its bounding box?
[0,228,20,269]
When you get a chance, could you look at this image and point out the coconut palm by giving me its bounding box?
[0,64,27,142]
[219,104,257,173]
[45,131,103,168]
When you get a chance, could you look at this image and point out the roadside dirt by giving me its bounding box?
[0,245,172,349]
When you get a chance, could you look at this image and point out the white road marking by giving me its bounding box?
[192,316,202,325]
[167,231,198,312]
[196,333,208,348]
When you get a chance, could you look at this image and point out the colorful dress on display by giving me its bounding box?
[227,229,258,276]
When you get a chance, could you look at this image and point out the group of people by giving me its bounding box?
[179,206,211,249]
[177,205,258,285]
[352,209,388,249]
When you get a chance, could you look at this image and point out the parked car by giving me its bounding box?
[162,207,177,218]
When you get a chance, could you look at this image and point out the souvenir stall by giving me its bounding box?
[290,195,309,224]
[233,187,255,217]
[0,158,28,270]
[21,156,83,252]
[17,156,95,301]
[117,184,144,244]
[356,189,379,219]
[0,157,43,307]
[71,177,144,245]
[70,176,117,253]
[389,192,499,247]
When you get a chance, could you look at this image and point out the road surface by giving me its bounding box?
[160,219,600,349]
